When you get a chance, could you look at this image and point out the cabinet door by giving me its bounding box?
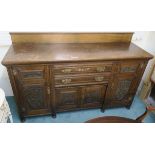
[81,84,107,108]
[55,87,80,111]
[12,65,50,116]
[104,61,147,108]
[104,74,142,108]
[105,75,135,108]
[20,83,50,115]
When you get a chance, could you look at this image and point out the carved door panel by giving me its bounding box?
[20,83,50,115]
[81,84,107,108]
[55,87,80,111]
[104,74,137,108]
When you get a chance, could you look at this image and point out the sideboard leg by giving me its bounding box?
[125,104,131,109]
[136,108,148,122]
[101,108,105,113]
[20,116,26,122]
[52,113,57,118]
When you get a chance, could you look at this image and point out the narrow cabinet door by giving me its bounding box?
[81,84,107,108]
[104,61,147,108]
[12,65,51,116]
[55,87,80,111]
[104,72,142,109]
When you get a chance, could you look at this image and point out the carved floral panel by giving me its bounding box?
[61,92,76,105]
[84,89,100,104]
[57,89,78,106]
[23,85,46,110]
[115,80,132,100]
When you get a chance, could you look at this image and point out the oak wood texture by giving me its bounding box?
[2,42,153,65]
[10,33,133,43]
[2,33,153,121]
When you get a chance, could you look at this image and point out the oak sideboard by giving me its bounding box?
[2,33,153,122]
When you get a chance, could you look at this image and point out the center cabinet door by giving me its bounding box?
[55,84,107,111]
[81,84,107,108]
[55,87,80,111]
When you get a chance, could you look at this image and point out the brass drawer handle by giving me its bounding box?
[62,79,71,84]
[97,66,105,72]
[95,77,104,82]
[78,68,90,72]
[62,68,72,73]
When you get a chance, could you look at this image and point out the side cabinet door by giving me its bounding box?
[104,75,136,108]
[104,61,147,108]
[12,65,50,116]
[20,83,50,115]
[55,87,80,111]
[81,84,107,108]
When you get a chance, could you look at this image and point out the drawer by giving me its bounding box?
[13,65,46,80]
[55,73,110,86]
[53,63,112,75]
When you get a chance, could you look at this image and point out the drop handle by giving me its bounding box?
[95,77,104,82]
[62,68,72,73]
[62,79,72,84]
[96,66,105,72]
[78,68,90,72]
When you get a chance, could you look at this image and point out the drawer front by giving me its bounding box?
[13,65,46,81]
[53,63,112,75]
[55,73,110,86]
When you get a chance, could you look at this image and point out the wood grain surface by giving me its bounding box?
[2,42,153,65]
[10,32,133,43]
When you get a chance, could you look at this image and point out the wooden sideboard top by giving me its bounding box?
[2,42,153,65]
